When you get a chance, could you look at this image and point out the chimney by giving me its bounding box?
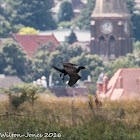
[96,71,105,93]
[103,75,108,94]
[118,76,123,88]
[96,83,103,93]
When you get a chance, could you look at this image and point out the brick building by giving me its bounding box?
[96,69,140,100]
[90,0,133,60]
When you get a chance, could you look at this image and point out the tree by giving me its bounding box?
[131,11,140,41]
[58,21,72,29]
[73,0,95,29]
[0,16,11,38]
[18,27,39,35]
[58,1,74,22]
[5,0,56,31]
[0,1,5,17]
[126,0,135,14]
[67,30,77,44]
[32,42,55,84]
[71,53,104,81]
[0,39,32,82]
[33,43,83,86]
[71,53,104,92]
[126,0,140,41]
[105,53,138,79]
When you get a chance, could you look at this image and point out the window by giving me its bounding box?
[109,36,116,57]
[99,36,106,56]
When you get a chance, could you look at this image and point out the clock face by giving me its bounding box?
[100,21,113,34]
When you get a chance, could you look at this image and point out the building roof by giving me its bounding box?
[70,42,90,52]
[91,0,130,18]
[0,75,23,88]
[39,29,90,43]
[99,68,140,100]
[12,34,59,57]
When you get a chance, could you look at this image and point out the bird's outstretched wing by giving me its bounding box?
[68,73,81,87]
[52,65,65,73]
[61,62,77,68]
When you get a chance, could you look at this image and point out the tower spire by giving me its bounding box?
[91,0,130,18]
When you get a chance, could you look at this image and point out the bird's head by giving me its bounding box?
[79,66,87,70]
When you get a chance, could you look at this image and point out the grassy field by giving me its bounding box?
[0,94,140,140]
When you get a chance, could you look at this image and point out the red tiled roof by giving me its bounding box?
[12,34,59,57]
[100,68,140,100]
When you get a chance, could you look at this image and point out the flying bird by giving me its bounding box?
[52,62,87,86]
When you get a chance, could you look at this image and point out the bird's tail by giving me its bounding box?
[52,65,64,73]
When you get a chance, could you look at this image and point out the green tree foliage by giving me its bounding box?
[126,0,140,41]
[0,1,5,16]
[49,44,83,66]
[58,1,74,22]
[33,43,83,86]
[58,21,72,29]
[5,0,56,31]
[71,53,104,92]
[134,41,140,51]
[126,0,136,14]
[33,49,50,82]
[23,85,38,108]
[67,30,77,44]
[131,11,140,41]
[0,16,11,38]
[105,54,138,79]
[10,84,38,109]
[73,0,95,29]
[10,89,28,109]
[71,53,104,80]
[32,41,58,83]
[0,39,32,82]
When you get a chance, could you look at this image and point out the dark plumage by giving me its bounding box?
[52,65,67,82]
[52,62,87,86]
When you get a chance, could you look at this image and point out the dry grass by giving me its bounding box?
[0,94,140,139]
[1,93,140,126]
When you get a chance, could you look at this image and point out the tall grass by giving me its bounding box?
[0,94,140,140]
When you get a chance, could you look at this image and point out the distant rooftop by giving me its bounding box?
[97,68,140,100]
[12,34,59,57]
[39,29,90,43]
[0,75,23,88]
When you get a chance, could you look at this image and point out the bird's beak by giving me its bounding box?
[84,67,87,70]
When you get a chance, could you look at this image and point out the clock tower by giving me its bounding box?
[90,0,133,60]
